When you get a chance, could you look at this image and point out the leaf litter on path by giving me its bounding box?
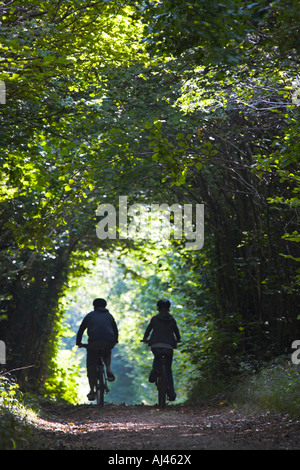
[28,402,300,450]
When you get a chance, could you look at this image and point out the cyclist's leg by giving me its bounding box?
[150,347,171,381]
[87,377,96,400]
[149,348,160,382]
[102,350,115,381]
[93,340,115,381]
[86,347,98,400]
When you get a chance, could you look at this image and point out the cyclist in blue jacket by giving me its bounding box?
[142,299,181,401]
[76,298,118,401]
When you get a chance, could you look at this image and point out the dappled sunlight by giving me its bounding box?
[26,403,300,450]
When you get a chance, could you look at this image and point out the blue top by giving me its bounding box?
[76,307,118,345]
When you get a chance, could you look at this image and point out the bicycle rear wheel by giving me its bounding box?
[158,361,168,408]
[96,364,105,407]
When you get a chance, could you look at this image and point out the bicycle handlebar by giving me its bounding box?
[140,339,181,346]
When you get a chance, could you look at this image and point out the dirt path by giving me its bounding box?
[28,401,300,451]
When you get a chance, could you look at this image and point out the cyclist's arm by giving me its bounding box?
[142,320,153,341]
[111,317,119,343]
[76,316,88,346]
[173,320,181,343]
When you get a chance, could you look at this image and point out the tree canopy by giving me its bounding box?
[0,0,299,402]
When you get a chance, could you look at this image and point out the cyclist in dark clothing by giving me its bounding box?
[142,299,181,401]
[76,298,118,401]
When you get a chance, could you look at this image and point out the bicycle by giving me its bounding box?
[141,340,170,409]
[80,344,109,407]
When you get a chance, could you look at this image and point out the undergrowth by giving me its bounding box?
[0,373,36,449]
[230,356,300,417]
[188,356,300,418]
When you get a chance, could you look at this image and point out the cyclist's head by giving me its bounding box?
[93,298,107,308]
[157,299,171,311]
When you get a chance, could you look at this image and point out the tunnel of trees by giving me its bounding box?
[0,0,299,404]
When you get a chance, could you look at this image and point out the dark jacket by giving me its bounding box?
[143,310,181,348]
[76,307,118,345]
